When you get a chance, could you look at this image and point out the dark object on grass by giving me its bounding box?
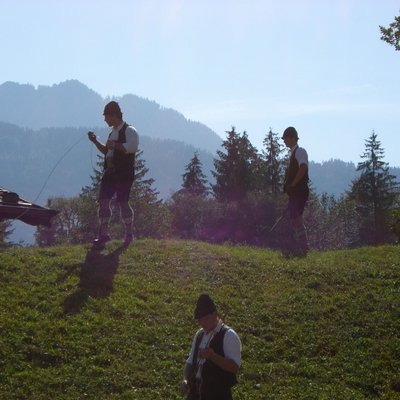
[0,186,57,227]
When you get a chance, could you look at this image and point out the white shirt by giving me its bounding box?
[106,121,139,162]
[290,144,308,167]
[187,321,242,379]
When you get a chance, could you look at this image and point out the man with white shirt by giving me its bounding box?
[181,294,241,400]
[282,126,309,255]
[88,101,139,246]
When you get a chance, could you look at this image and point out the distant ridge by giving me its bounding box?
[0,80,222,153]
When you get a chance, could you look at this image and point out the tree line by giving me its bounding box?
[18,128,397,250]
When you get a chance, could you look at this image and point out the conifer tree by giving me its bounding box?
[128,150,168,238]
[262,128,285,195]
[181,151,208,196]
[212,127,260,202]
[348,131,399,245]
[380,13,400,51]
[77,155,103,240]
[169,152,212,239]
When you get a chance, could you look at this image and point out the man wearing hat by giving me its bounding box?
[180,294,241,400]
[282,126,309,255]
[88,101,139,246]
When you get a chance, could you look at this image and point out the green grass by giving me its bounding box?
[0,240,399,399]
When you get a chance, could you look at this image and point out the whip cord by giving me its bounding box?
[8,134,87,223]
[34,135,87,205]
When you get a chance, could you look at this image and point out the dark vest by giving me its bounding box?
[200,325,238,395]
[104,123,136,180]
[284,146,309,196]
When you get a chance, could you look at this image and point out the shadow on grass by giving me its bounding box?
[63,243,127,314]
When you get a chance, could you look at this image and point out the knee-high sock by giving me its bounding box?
[120,202,133,234]
[99,203,111,236]
[293,224,308,248]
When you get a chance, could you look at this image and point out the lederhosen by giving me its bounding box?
[99,123,135,201]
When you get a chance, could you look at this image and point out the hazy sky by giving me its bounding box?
[1,0,399,166]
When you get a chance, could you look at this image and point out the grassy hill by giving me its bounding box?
[0,240,399,400]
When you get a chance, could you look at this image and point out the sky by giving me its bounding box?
[1,0,399,166]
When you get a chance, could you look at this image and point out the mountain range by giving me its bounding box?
[0,80,222,153]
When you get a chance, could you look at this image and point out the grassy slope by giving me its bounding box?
[0,240,399,400]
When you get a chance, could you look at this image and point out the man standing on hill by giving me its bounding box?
[180,294,242,400]
[87,101,139,246]
[282,126,309,255]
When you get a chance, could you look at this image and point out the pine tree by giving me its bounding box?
[262,128,285,196]
[129,149,169,238]
[212,127,260,202]
[348,131,399,245]
[181,151,208,196]
[80,154,103,199]
[77,154,103,241]
[380,13,400,51]
[305,193,360,250]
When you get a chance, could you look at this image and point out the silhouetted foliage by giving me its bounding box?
[262,128,286,196]
[0,220,14,247]
[380,13,400,51]
[181,152,209,196]
[36,197,85,246]
[168,192,218,239]
[305,193,360,250]
[348,131,399,245]
[212,127,261,202]
[129,150,170,238]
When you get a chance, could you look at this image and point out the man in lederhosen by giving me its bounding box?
[88,101,139,247]
[282,126,309,255]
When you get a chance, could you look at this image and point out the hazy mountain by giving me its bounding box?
[0,80,222,153]
[309,159,359,196]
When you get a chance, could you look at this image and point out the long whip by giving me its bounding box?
[5,134,87,223]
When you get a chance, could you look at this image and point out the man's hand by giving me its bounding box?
[106,139,116,150]
[199,347,239,374]
[199,347,215,360]
[179,379,189,395]
[88,131,97,143]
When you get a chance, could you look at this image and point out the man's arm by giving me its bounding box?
[199,348,239,374]
[180,362,195,395]
[106,140,127,153]
[88,132,107,155]
[183,362,194,381]
[289,163,308,188]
